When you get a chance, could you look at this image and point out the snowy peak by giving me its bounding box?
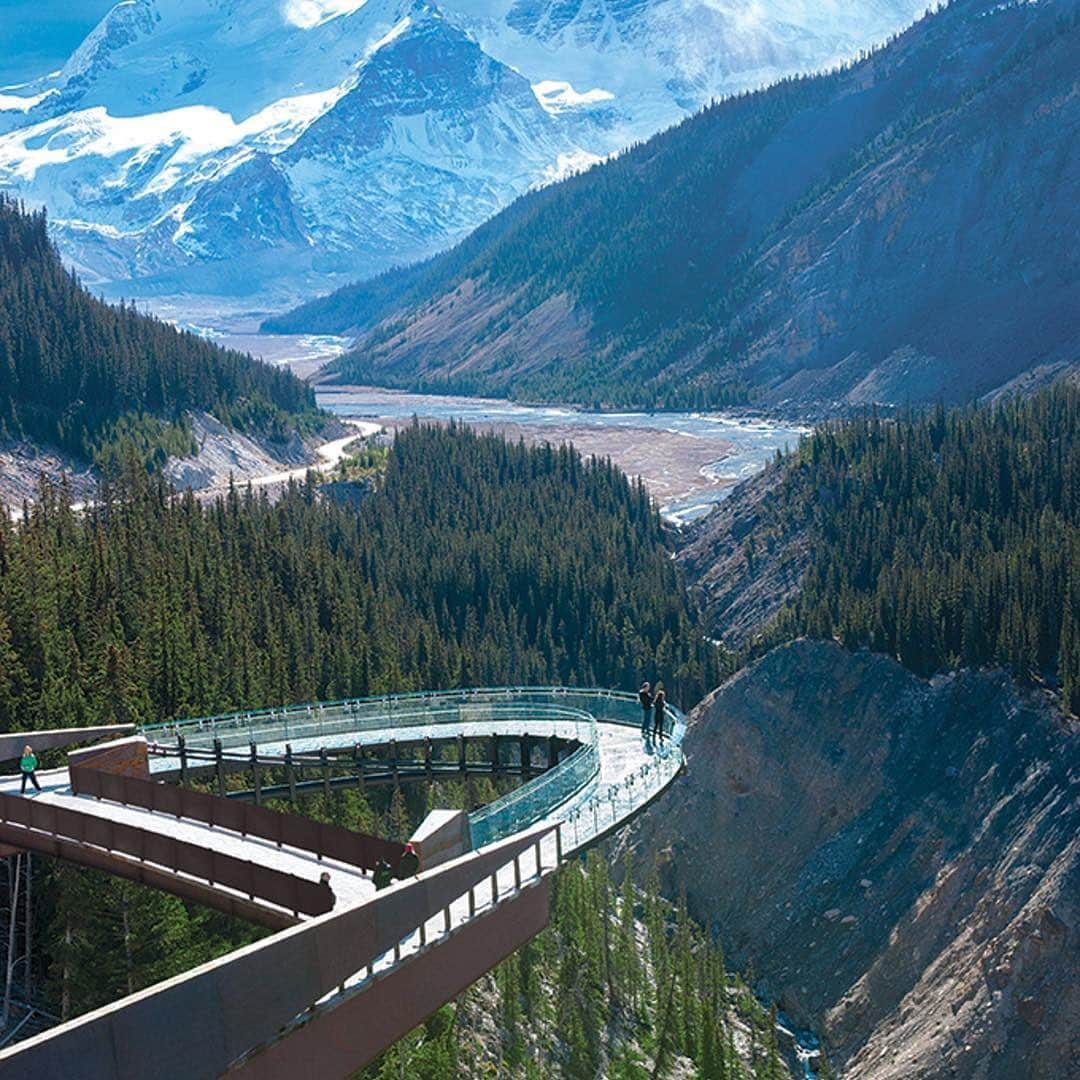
[0,0,932,313]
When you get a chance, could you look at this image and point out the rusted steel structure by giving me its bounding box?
[0,824,558,1079]
[0,688,688,1076]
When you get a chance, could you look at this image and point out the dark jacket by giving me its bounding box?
[638,688,653,710]
[397,850,420,878]
[373,860,394,890]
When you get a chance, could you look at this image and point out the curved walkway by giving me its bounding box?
[0,688,688,1078]
[144,686,687,855]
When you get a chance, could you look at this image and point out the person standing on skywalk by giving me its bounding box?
[638,682,654,738]
[652,688,667,744]
[19,745,40,793]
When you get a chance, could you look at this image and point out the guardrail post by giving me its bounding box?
[251,743,261,806]
[178,735,188,786]
[490,871,498,906]
[286,744,296,803]
[518,734,530,778]
[320,748,331,800]
[443,906,451,934]
[214,738,225,799]
[514,853,522,891]
[389,739,398,781]
[468,885,476,918]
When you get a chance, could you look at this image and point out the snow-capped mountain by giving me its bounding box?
[0,0,927,316]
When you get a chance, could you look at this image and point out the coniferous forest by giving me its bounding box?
[0,422,715,1034]
[762,382,1080,713]
[0,195,319,464]
[0,423,712,730]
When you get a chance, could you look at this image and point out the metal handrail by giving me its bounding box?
[139,688,687,856]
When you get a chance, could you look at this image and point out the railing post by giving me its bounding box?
[286,744,296,803]
[320,748,331,801]
[468,885,476,918]
[178,734,188,786]
[251,742,261,806]
[389,739,398,782]
[424,737,433,779]
[514,853,522,892]
[490,871,499,905]
[444,906,451,934]
[518,734,530,778]
[214,738,225,799]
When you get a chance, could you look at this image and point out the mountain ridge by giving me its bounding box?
[287,0,1079,413]
[0,0,926,312]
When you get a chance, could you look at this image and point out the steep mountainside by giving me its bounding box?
[296,0,1080,412]
[618,640,1079,1079]
[679,382,1080,714]
[0,0,925,310]
[0,195,317,467]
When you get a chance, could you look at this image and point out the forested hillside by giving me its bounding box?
[274,0,1079,412]
[0,424,713,1032]
[684,380,1080,714]
[0,422,711,733]
[0,196,318,465]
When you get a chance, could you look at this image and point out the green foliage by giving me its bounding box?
[362,853,773,1079]
[0,195,319,461]
[0,423,713,732]
[762,383,1079,712]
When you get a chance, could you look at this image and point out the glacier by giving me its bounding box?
[0,0,929,319]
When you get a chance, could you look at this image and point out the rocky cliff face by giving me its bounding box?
[618,640,1079,1078]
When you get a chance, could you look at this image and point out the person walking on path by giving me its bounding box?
[19,746,40,793]
[373,858,394,890]
[638,682,654,737]
[652,688,667,743]
[397,842,420,879]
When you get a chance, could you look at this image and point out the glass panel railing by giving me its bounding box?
[141,688,687,853]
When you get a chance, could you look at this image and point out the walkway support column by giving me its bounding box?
[250,743,262,807]
[285,744,296,803]
[214,738,225,798]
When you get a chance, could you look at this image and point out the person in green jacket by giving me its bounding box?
[20,745,40,794]
[373,858,394,890]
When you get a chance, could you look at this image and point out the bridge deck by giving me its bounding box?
[0,770,376,911]
[0,688,686,1077]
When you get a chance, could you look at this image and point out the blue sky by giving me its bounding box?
[0,1,114,87]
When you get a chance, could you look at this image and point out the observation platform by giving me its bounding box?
[0,688,686,1078]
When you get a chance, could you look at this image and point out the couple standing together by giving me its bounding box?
[638,682,667,742]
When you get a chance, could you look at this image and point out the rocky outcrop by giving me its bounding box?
[676,462,811,651]
[618,640,1079,1078]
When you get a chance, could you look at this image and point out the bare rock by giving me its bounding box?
[617,639,1079,1080]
